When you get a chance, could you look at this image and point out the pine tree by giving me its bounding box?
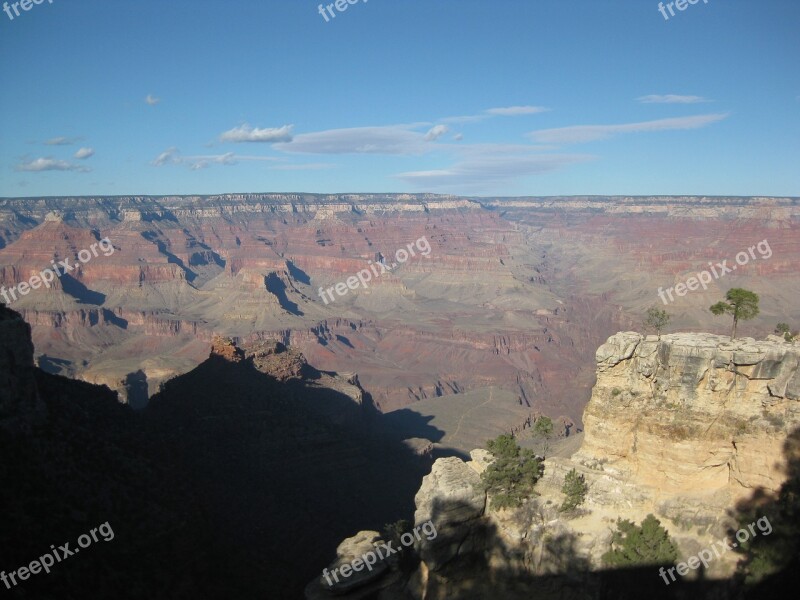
[710,288,759,340]
[559,468,588,512]
[602,514,678,567]
[480,434,544,509]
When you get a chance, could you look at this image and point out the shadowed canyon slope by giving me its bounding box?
[1,195,798,432]
[0,304,435,599]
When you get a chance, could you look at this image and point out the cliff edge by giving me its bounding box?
[309,332,800,599]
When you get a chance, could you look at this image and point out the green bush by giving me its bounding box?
[602,514,678,567]
[533,416,553,437]
[480,434,544,509]
[559,468,588,512]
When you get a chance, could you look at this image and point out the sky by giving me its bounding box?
[0,0,798,198]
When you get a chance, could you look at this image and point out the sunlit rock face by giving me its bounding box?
[315,333,800,598]
[579,332,800,504]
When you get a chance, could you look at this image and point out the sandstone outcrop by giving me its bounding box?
[578,332,800,504]
[315,332,800,598]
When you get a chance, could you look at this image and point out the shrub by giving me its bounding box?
[559,468,588,512]
[480,434,544,509]
[533,416,553,437]
[602,514,678,567]
[775,323,796,342]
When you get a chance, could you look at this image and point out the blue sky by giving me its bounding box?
[0,0,798,197]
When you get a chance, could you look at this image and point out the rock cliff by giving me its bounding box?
[310,332,800,598]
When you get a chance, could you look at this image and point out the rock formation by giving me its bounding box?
[310,332,800,598]
[0,303,430,599]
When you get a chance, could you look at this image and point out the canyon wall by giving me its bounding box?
[1,194,797,428]
[308,332,800,598]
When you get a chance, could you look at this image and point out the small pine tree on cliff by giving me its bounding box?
[559,468,588,512]
[644,307,671,340]
[602,514,678,567]
[710,288,759,340]
[480,434,544,509]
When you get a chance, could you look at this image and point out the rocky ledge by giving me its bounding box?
[310,332,800,598]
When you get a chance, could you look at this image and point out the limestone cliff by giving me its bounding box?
[577,332,800,509]
[309,332,800,599]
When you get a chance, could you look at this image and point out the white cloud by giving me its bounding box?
[453,133,464,141]
[152,148,278,169]
[275,125,429,155]
[440,105,549,124]
[145,94,160,106]
[16,158,91,172]
[44,136,81,146]
[637,94,711,104]
[220,124,294,143]
[528,113,730,144]
[74,147,95,159]
[185,152,238,169]
[152,147,180,167]
[486,105,550,116]
[424,125,449,141]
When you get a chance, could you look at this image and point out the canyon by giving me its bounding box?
[0,194,798,440]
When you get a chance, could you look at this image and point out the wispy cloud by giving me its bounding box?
[44,136,81,146]
[439,114,490,125]
[528,113,730,144]
[74,147,95,159]
[152,147,180,167]
[16,157,91,172]
[440,105,549,124]
[486,105,550,116]
[145,94,160,106]
[424,124,449,141]
[637,94,711,104]
[152,148,279,169]
[220,124,294,143]
[396,149,593,191]
[186,152,238,170]
[275,125,429,155]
